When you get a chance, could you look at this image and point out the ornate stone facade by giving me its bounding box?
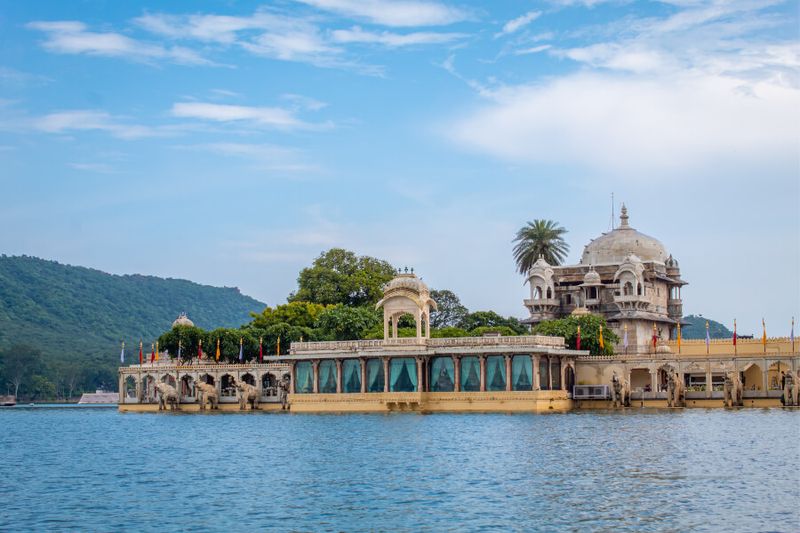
[523,205,686,353]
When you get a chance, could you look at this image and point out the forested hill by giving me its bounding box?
[0,255,264,393]
[681,314,734,339]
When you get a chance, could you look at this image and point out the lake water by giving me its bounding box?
[0,406,798,532]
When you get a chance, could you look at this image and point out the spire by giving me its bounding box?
[619,203,629,228]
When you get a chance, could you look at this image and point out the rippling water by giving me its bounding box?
[0,406,798,532]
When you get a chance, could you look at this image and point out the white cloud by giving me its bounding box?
[68,162,117,173]
[33,110,160,139]
[448,71,799,180]
[514,44,551,55]
[176,142,320,173]
[296,0,468,27]
[27,20,212,65]
[496,11,542,37]
[170,102,331,130]
[331,26,464,46]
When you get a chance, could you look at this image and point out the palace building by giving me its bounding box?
[118,206,799,412]
[523,204,685,353]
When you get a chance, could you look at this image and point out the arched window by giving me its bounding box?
[318,360,338,393]
[342,359,362,393]
[546,287,552,299]
[565,294,572,305]
[624,282,633,296]
[637,283,643,296]
[533,286,542,299]
[295,362,313,393]
[589,287,597,299]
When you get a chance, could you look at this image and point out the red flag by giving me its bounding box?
[576,326,581,351]
[139,341,143,365]
[259,337,263,363]
[150,344,155,364]
[198,339,203,361]
[652,323,658,348]
[733,319,737,346]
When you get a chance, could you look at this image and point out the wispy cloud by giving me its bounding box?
[176,142,320,173]
[27,20,213,65]
[296,0,468,27]
[514,44,551,55]
[68,162,118,173]
[170,102,332,130]
[331,26,464,46]
[33,110,161,139]
[496,11,541,37]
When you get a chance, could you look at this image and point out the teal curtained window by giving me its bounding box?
[539,358,550,390]
[342,359,362,393]
[512,355,533,391]
[551,360,561,390]
[319,360,337,393]
[366,358,384,393]
[390,358,417,392]
[295,361,313,393]
[429,357,455,392]
[486,355,506,391]
[460,356,481,391]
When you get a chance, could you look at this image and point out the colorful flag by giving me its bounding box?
[155,341,159,362]
[598,325,605,351]
[120,341,125,364]
[238,337,243,362]
[652,322,658,348]
[676,322,681,353]
[705,321,710,353]
[198,338,203,361]
[576,325,581,351]
[139,340,143,365]
[277,336,281,356]
[733,319,737,346]
[215,338,220,361]
[259,337,263,363]
[623,324,628,351]
[761,318,767,352]
[791,317,795,353]
[177,339,182,360]
[150,343,155,363]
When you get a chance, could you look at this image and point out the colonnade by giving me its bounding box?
[289,354,575,395]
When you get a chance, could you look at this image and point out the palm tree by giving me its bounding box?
[512,219,570,274]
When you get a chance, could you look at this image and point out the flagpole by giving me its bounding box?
[792,317,795,354]
[733,319,737,355]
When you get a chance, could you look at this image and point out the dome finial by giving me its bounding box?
[619,203,629,227]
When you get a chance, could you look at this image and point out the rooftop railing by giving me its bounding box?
[290,335,566,353]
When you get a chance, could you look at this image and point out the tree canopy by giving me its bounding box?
[512,219,570,273]
[289,248,396,307]
[533,314,619,355]
[429,289,468,329]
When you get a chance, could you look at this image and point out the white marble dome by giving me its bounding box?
[383,272,430,295]
[172,312,194,328]
[580,205,667,265]
[583,269,602,285]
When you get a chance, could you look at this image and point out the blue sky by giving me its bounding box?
[1,0,798,335]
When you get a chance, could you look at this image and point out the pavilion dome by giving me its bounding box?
[583,269,602,285]
[172,312,194,328]
[580,204,668,265]
[383,272,430,295]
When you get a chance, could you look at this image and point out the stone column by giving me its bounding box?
[383,357,390,392]
[453,355,461,392]
[312,360,320,394]
[505,355,512,391]
[383,316,389,340]
[651,369,658,399]
[118,374,124,404]
[416,358,424,392]
[416,309,422,340]
[289,363,296,394]
[533,355,540,390]
[705,361,712,399]
[335,359,342,394]
[548,356,553,391]
[762,363,769,393]
[360,358,366,393]
[560,359,567,391]
[392,316,398,339]
[479,355,486,392]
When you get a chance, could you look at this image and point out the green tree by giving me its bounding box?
[289,248,396,307]
[469,325,520,337]
[512,219,570,273]
[29,375,56,400]
[533,314,619,355]
[157,325,206,362]
[459,311,527,335]
[315,305,381,341]
[430,326,470,338]
[429,289,468,329]
[249,301,331,330]
[0,344,43,398]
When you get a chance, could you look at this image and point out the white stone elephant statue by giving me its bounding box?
[783,372,795,407]
[155,382,179,411]
[611,373,630,408]
[723,371,743,407]
[195,380,219,410]
[667,370,685,408]
[233,378,260,410]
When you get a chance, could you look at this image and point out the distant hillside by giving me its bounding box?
[0,255,265,394]
[681,314,733,339]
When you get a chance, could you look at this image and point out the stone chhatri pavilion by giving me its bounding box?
[118,206,799,412]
